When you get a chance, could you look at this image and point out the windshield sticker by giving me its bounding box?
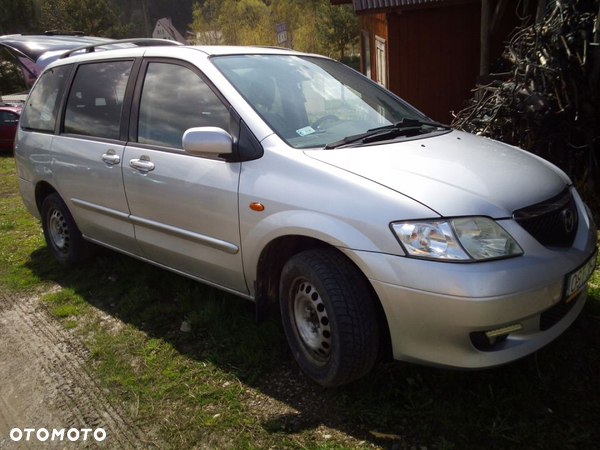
[296,126,316,137]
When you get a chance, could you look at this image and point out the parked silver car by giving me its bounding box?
[14,42,597,387]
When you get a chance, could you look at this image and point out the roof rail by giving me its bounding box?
[258,46,296,51]
[44,30,85,36]
[59,38,183,59]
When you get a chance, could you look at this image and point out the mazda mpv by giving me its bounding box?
[14,41,598,387]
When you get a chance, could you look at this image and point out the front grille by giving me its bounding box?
[539,294,580,331]
[513,188,578,247]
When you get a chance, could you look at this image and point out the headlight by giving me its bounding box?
[391,217,523,261]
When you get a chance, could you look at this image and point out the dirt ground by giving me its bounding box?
[0,287,370,450]
[0,290,154,449]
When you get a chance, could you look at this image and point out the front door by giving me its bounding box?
[123,60,246,294]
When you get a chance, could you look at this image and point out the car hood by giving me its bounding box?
[305,130,569,218]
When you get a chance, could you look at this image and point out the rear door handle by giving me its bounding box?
[129,158,155,172]
[101,151,120,165]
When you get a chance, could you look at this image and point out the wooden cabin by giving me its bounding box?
[332,0,541,123]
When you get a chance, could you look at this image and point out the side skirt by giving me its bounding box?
[83,235,255,302]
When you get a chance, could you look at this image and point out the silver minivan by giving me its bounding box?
[14,41,597,387]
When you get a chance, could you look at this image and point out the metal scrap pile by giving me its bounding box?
[452,0,600,200]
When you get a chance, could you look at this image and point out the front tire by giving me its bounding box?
[41,193,94,265]
[279,248,379,387]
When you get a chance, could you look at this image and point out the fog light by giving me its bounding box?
[484,323,523,339]
[471,323,524,351]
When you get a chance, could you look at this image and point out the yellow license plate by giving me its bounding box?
[564,249,598,302]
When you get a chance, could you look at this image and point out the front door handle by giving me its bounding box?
[129,158,155,172]
[101,150,120,165]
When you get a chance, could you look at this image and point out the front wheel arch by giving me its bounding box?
[255,236,392,363]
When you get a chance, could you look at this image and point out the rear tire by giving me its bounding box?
[279,248,379,387]
[41,193,94,265]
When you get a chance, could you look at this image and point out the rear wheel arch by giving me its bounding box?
[35,181,58,214]
[40,192,94,264]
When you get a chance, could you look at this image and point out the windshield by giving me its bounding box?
[211,55,429,149]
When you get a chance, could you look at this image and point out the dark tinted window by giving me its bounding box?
[20,65,71,132]
[64,61,133,140]
[138,63,229,149]
[0,47,28,95]
[0,111,19,125]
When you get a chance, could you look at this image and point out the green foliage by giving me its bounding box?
[316,2,358,59]
[0,0,39,34]
[40,0,133,38]
[0,48,29,96]
[190,0,359,60]
[3,0,358,61]
[191,0,274,46]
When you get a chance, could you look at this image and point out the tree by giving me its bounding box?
[190,1,224,45]
[40,0,133,38]
[317,1,358,60]
[191,0,360,60]
[190,0,274,46]
[270,0,322,53]
[0,0,38,35]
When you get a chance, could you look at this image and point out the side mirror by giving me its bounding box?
[182,127,233,158]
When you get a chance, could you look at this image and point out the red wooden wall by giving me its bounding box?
[359,4,481,123]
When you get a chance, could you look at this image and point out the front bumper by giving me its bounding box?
[341,192,597,369]
[369,276,587,368]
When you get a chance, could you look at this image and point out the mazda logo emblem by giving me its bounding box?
[563,209,576,233]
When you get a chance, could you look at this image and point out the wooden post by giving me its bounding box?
[480,0,491,77]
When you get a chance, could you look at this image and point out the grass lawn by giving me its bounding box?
[1,153,599,449]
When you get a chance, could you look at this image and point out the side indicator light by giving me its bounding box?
[249,202,265,211]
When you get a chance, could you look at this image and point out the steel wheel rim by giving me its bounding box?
[291,279,332,364]
[48,208,70,254]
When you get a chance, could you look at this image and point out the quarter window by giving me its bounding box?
[20,65,71,132]
[138,62,229,149]
[64,61,133,140]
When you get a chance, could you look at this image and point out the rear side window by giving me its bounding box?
[64,61,133,140]
[20,65,70,132]
[137,62,229,149]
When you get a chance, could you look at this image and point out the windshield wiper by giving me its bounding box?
[368,118,449,132]
[325,118,450,149]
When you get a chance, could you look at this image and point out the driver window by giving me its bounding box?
[138,62,229,149]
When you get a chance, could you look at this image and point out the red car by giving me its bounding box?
[0,104,22,151]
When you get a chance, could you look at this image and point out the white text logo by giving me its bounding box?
[9,428,106,442]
